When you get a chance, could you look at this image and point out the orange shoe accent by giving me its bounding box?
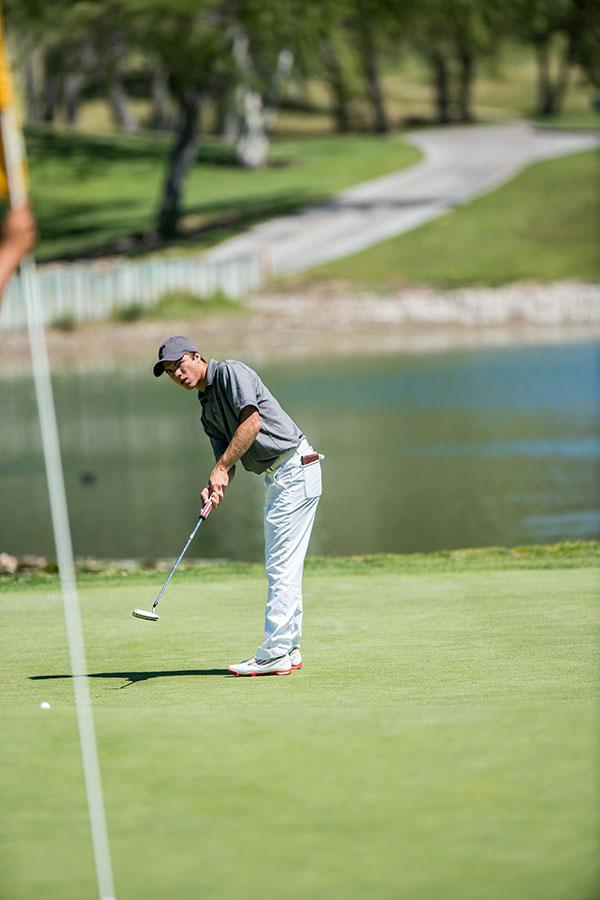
[228,667,292,677]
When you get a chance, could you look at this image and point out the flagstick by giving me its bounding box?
[0,108,117,900]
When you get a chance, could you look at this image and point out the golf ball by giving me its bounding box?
[40,701,51,710]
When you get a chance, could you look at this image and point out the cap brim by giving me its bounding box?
[153,343,198,378]
[153,351,185,377]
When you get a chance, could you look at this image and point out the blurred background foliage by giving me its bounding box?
[2,0,599,250]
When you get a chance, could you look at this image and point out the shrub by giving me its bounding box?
[51,313,77,332]
[150,289,242,318]
[113,302,145,322]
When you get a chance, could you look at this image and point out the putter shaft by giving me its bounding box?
[152,501,212,611]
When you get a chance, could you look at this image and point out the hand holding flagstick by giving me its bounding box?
[0,203,37,301]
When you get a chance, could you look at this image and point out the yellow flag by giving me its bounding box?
[0,13,22,200]
[0,15,14,111]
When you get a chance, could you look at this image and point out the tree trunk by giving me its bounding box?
[64,72,83,126]
[108,79,138,133]
[320,41,351,133]
[157,91,202,238]
[43,73,60,123]
[534,35,554,116]
[534,34,572,117]
[231,30,269,168]
[264,49,294,134]
[24,52,42,123]
[354,1,389,134]
[151,61,171,131]
[456,45,475,122]
[223,101,240,142]
[360,44,389,133]
[552,48,571,115]
[430,50,451,123]
[235,90,269,168]
[213,88,230,138]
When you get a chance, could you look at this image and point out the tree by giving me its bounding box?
[408,0,502,124]
[222,0,315,166]
[149,58,173,131]
[5,0,140,130]
[99,32,140,134]
[227,27,294,168]
[508,0,599,117]
[517,0,573,116]
[290,0,360,135]
[351,0,390,133]
[567,0,600,88]
[318,37,354,133]
[125,0,233,236]
[4,0,87,125]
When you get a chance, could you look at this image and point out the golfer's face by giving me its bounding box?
[165,354,201,389]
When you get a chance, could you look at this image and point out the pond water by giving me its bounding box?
[1,341,598,561]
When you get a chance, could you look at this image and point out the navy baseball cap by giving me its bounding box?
[153,336,199,377]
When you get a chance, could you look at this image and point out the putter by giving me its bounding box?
[132,500,213,622]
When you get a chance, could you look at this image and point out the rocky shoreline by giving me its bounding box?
[0,551,229,577]
[0,280,598,370]
[2,540,598,581]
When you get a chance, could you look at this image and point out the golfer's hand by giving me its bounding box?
[200,486,219,509]
[206,464,230,507]
[2,204,37,260]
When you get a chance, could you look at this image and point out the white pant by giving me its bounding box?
[257,438,322,660]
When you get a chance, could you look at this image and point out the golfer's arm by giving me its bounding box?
[218,407,261,471]
[0,205,38,305]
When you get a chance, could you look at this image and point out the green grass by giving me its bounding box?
[148,289,243,318]
[111,290,244,323]
[533,109,600,130]
[3,541,599,591]
[300,149,600,290]
[23,128,420,262]
[1,548,598,899]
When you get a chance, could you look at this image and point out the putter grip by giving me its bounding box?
[200,500,213,519]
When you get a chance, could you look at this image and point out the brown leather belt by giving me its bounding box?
[301,453,320,466]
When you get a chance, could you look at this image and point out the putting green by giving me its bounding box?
[1,555,598,899]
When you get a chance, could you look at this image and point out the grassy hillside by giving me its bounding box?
[23,129,419,261]
[301,149,600,289]
[1,546,598,899]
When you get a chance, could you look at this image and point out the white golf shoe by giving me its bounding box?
[228,654,292,677]
[290,648,302,670]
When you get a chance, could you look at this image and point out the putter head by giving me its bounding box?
[132,608,159,622]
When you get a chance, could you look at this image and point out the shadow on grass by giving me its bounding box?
[39,189,434,263]
[40,193,311,262]
[31,669,231,688]
[26,125,297,174]
[27,127,236,168]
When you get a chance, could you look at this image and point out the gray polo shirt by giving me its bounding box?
[197,359,303,474]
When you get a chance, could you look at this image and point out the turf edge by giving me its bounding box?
[1,540,598,592]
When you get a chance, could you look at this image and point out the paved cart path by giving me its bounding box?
[205,122,599,276]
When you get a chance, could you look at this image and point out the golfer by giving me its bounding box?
[153,335,323,677]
